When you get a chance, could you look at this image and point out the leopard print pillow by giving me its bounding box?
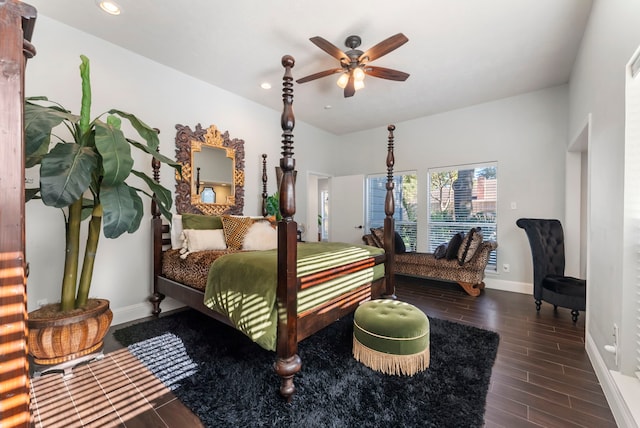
[370,227,385,248]
[457,227,483,265]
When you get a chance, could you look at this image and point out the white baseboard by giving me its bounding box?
[111,297,186,327]
[586,332,639,428]
[483,277,532,295]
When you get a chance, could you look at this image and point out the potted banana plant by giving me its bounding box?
[24,55,180,365]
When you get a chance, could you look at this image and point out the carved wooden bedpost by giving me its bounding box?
[383,125,397,298]
[274,54,301,402]
[261,153,268,217]
[150,136,166,315]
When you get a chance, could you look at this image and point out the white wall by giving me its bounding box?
[568,0,640,426]
[24,16,338,324]
[332,85,570,293]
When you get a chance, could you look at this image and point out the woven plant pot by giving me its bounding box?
[27,298,113,365]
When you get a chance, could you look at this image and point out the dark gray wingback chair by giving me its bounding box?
[516,218,586,322]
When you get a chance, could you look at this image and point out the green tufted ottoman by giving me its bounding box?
[353,299,430,376]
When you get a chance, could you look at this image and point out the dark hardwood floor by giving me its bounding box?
[396,276,616,428]
[31,276,617,427]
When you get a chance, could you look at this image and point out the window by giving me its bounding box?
[366,172,417,251]
[428,163,497,269]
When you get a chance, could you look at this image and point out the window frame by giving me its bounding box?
[427,162,498,270]
[365,170,418,252]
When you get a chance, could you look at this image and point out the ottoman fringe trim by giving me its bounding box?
[353,337,430,376]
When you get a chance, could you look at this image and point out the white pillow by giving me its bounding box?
[170,214,183,250]
[242,221,277,251]
[179,229,227,259]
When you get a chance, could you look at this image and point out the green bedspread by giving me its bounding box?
[203,242,385,351]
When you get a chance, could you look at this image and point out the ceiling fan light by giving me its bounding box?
[354,80,365,91]
[353,67,365,82]
[336,73,349,89]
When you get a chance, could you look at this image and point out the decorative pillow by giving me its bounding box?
[457,227,483,265]
[182,213,223,230]
[362,234,378,247]
[170,214,183,250]
[434,243,448,259]
[394,231,407,254]
[370,227,385,248]
[221,215,255,250]
[243,221,278,250]
[445,232,465,260]
[179,229,227,259]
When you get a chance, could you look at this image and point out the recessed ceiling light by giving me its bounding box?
[261,82,272,90]
[324,105,333,110]
[96,0,121,15]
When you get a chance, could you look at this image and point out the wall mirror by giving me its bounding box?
[174,123,245,215]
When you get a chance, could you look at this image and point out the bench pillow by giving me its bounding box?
[445,232,465,260]
[370,227,384,248]
[434,243,448,259]
[394,231,407,254]
[457,227,483,265]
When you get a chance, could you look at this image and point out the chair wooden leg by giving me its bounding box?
[571,310,579,323]
[457,282,481,297]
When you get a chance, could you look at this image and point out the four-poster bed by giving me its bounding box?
[150,55,398,401]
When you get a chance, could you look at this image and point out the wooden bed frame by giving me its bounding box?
[150,55,397,401]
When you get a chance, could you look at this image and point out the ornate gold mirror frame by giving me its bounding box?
[174,123,245,215]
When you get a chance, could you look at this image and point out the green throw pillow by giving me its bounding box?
[182,213,223,230]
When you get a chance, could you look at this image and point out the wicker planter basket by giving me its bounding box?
[27,298,113,365]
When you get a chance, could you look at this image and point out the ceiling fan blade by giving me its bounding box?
[364,66,410,81]
[344,73,356,98]
[358,33,409,63]
[296,68,343,84]
[309,36,349,62]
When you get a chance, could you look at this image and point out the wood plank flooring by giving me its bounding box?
[29,276,617,427]
[396,276,616,428]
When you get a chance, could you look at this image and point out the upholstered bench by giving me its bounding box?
[353,299,430,376]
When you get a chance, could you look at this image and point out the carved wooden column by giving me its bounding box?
[0,1,37,426]
[383,125,397,298]
[274,54,301,402]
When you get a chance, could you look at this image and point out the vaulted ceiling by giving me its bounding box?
[27,0,592,135]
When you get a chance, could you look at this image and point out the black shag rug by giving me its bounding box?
[114,309,499,428]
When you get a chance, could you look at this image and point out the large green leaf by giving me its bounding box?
[109,109,159,150]
[129,169,172,209]
[79,55,91,134]
[40,143,98,208]
[24,102,78,166]
[153,194,173,223]
[94,119,133,186]
[25,188,40,202]
[101,183,143,238]
[127,187,144,233]
[127,138,182,173]
[130,186,173,223]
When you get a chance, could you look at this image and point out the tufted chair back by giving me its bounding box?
[516,218,566,300]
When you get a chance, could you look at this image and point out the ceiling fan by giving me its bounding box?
[296,33,410,98]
